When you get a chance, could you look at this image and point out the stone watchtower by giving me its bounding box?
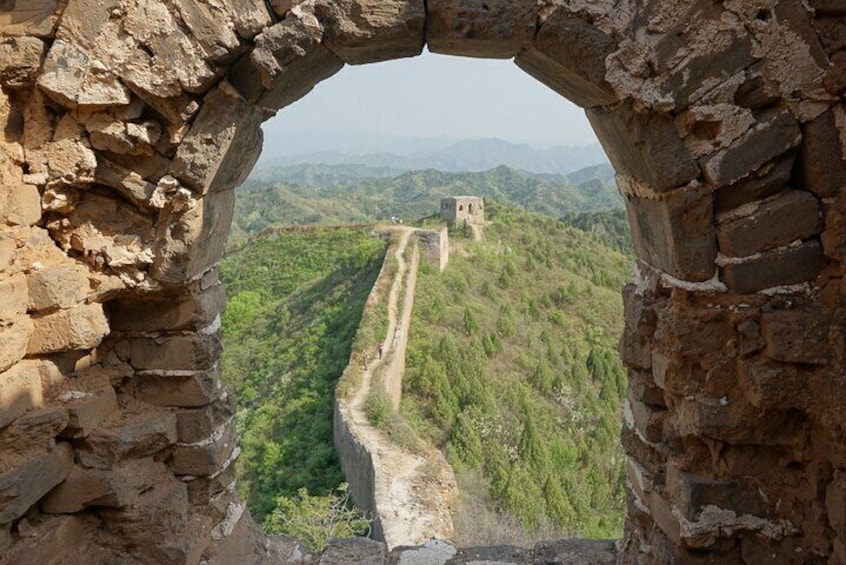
[440,196,485,225]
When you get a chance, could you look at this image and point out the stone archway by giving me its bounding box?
[1,1,845,563]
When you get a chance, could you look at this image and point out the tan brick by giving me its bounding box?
[0,274,27,321]
[428,0,535,58]
[27,302,109,355]
[0,0,58,36]
[0,360,44,428]
[0,315,33,373]
[27,263,91,311]
[0,183,41,227]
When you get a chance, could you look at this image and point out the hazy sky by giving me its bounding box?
[263,49,599,147]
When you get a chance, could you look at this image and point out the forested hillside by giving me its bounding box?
[230,164,619,243]
[404,202,632,542]
[220,228,387,524]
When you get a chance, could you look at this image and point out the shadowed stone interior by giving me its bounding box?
[0,0,845,563]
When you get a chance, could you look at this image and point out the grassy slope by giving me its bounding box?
[220,228,387,521]
[403,202,632,541]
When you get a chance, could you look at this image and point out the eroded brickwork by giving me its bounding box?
[0,1,844,563]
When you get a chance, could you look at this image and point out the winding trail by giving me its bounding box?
[341,227,457,550]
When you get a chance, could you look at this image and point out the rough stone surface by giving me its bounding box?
[701,108,802,189]
[427,0,536,58]
[2,1,846,563]
[796,107,846,198]
[721,241,826,293]
[314,0,426,64]
[623,182,717,282]
[0,443,73,524]
[515,8,617,108]
[27,302,110,355]
[0,360,44,428]
[717,190,821,258]
[588,104,700,192]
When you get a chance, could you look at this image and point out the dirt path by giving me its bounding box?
[346,227,457,550]
[469,223,486,242]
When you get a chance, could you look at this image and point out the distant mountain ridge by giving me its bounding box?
[231,163,620,244]
[255,137,609,176]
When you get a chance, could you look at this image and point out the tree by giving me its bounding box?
[264,483,372,551]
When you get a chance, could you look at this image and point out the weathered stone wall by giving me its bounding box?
[416,227,449,272]
[0,0,845,563]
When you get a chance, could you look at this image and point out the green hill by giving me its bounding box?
[403,202,632,542]
[220,228,387,521]
[230,164,620,243]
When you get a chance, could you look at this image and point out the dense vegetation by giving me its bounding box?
[220,228,387,526]
[231,164,620,243]
[403,202,632,541]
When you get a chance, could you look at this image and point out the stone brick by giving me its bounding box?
[135,369,223,408]
[0,180,41,227]
[151,188,236,284]
[175,392,235,444]
[171,419,237,476]
[320,538,386,565]
[0,442,73,524]
[587,105,700,192]
[796,107,846,198]
[628,397,666,443]
[0,0,58,36]
[128,333,221,372]
[721,240,826,294]
[714,152,795,213]
[760,310,830,365]
[76,407,177,469]
[170,84,264,195]
[26,263,91,312]
[514,9,617,108]
[185,458,237,504]
[623,183,717,281]
[0,359,43,428]
[230,20,345,110]
[701,108,802,189]
[666,464,770,520]
[0,232,15,275]
[37,40,131,109]
[648,491,682,546]
[717,190,821,258]
[0,36,45,88]
[98,478,190,544]
[0,407,67,454]
[737,359,804,409]
[27,302,110,355]
[827,471,846,537]
[41,458,171,513]
[427,0,536,59]
[314,0,426,64]
[60,385,119,438]
[0,273,27,321]
[109,283,225,332]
